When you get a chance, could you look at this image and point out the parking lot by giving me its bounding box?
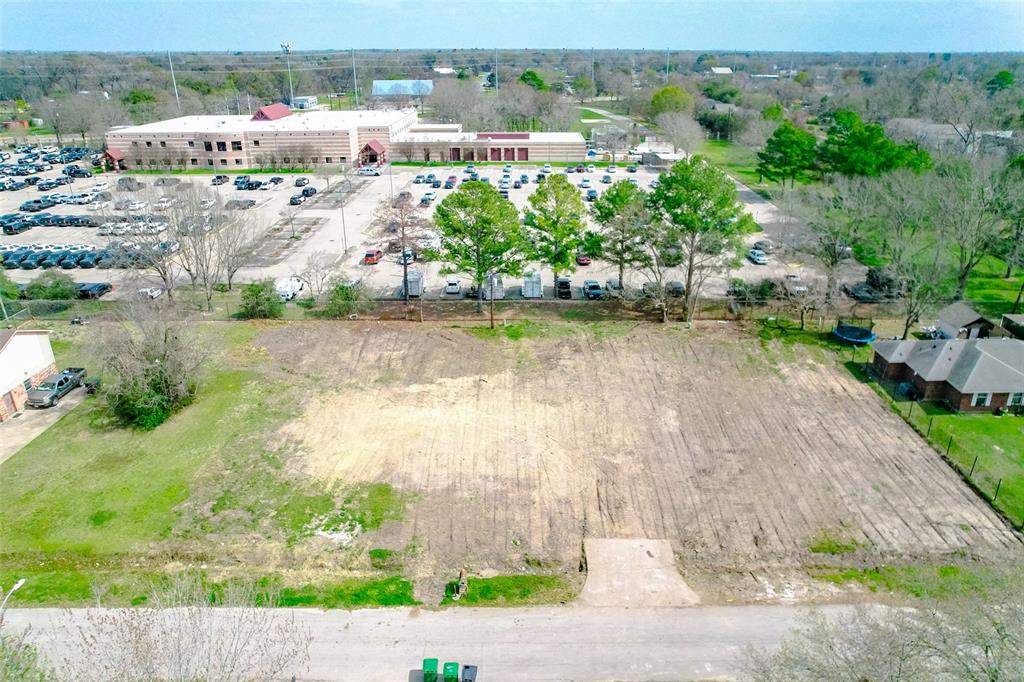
[1,152,838,301]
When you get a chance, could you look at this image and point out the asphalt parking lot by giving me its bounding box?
[1,157,842,301]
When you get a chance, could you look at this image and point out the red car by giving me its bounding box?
[363,249,383,265]
[575,253,592,265]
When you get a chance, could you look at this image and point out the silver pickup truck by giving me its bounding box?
[26,367,87,408]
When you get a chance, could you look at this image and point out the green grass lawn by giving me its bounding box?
[442,575,575,606]
[578,108,609,120]
[698,140,772,194]
[813,564,1008,600]
[962,256,1024,318]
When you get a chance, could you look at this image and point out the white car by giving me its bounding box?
[543,163,552,173]
[579,178,591,189]
[747,248,769,265]
[607,165,617,173]
[444,277,461,295]
[92,181,110,192]
[127,200,148,211]
[586,164,596,173]
[503,164,513,173]
[421,191,437,202]
[357,166,382,176]
[40,146,58,154]
[138,287,164,299]
[155,196,176,209]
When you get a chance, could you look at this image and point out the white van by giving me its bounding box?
[522,270,543,299]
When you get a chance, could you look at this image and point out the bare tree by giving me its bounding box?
[298,250,338,300]
[372,193,430,304]
[58,573,310,682]
[655,112,704,155]
[923,82,992,155]
[216,218,258,292]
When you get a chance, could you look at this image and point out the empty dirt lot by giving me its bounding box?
[261,322,1022,585]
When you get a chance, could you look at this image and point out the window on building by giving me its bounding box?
[159,141,167,148]
[235,159,242,165]
[207,159,214,166]
[188,141,195,148]
[132,141,138,146]
[283,157,290,163]
[340,156,347,162]
[204,142,213,152]
[253,140,260,147]
[1010,393,1024,406]
[23,378,32,391]
[973,393,991,407]
[216,141,227,152]
[135,160,142,167]
[220,159,227,165]
[231,141,242,151]
[325,157,332,163]
[191,158,198,166]
[145,141,152,148]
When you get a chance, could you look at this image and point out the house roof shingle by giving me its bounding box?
[251,103,292,121]
[937,301,987,329]
[873,338,1024,394]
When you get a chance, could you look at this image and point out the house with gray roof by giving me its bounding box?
[872,337,1024,412]
[935,301,993,340]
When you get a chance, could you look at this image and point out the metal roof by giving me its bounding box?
[937,301,988,329]
[371,80,434,97]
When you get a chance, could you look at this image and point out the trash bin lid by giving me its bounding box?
[443,661,459,674]
[423,658,438,672]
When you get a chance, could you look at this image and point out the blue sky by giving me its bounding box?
[1,0,1021,52]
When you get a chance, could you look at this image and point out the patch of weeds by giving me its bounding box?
[466,320,575,341]
[88,510,116,528]
[559,308,608,322]
[275,493,335,543]
[813,564,996,599]
[337,483,407,530]
[276,576,418,608]
[442,575,574,606]
[368,548,401,570]
[808,528,869,555]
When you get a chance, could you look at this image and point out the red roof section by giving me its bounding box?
[104,149,125,161]
[251,103,292,121]
[362,139,386,154]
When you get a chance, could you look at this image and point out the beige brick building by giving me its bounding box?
[0,329,57,422]
[105,104,587,170]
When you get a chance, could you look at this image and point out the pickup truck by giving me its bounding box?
[26,368,87,408]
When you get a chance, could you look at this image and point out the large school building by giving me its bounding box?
[104,103,587,170]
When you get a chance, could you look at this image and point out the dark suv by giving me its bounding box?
[556,277,572,299]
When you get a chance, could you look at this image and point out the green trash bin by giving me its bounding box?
[422,658,438,682]
[443,661,460,682]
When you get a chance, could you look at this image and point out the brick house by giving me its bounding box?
[872,338,1024,412]
[0,329,57,422]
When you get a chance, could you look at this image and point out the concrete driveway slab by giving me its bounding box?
[579,538,700,607]
[0,388,85,464]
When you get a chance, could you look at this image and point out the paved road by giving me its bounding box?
[6,604,856,681]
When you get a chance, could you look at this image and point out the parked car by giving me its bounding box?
[401,249,416,265]
[357,166,382,176]
[585,189,598,202]
[747,249,769,265]
[301,186,317,197]
[783,273,809,295]
[413,175,425,184]
[363,249,383,265]
[289,194,306,205]
[77,282,112,298]
[753,239,775,254]
[155,196,176,210]
[294,177,309,187]
[843,282,881,302]
[443,180,455,189]
[26,368,87,408]
[626,165,638,173]
[666,281,686,298]
[138,287,164,299]
[420,191,436,205]
[576,251,592,265]
[582,280,603,300]
[555,277,572,299]
[579,178,591,189]
[443,277,461,295]
[212,175,229,185]
[269,176,284,184]
[601,174,612,184]
[605,278,624,297]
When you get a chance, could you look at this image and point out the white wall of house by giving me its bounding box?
[0,332,55,395]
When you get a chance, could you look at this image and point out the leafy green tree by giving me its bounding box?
[700,79,739,103]
[524,174,587,285]
[431,181,527,324]
[651,86,693,119]
[695,109,745,140]
[757,121,818,186]
[761,103,785,121]
[986,70,1015,94]
[571,75,596,103]
[817,110,931,177]
[238,280,283,319]
[793,71,812,86]
[648,157,751,321]
[518,70,548,91]
[591,180,652,287]
[26,271,77,300]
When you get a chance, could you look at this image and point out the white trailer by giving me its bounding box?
[481,273,505,300]
[404,269,424,298]
[522,270,543,299]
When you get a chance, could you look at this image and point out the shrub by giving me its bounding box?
[26,270,78,300]
[238,280,283,319]
[319,281,374,319]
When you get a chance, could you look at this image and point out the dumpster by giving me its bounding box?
[423,658,438,682]
[443,661,460,682]
[461,664,479,681]
[522,269,542,299]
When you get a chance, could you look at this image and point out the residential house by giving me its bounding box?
[935,301,994,340]
[872,338,1024,412]
[0,329,57,421]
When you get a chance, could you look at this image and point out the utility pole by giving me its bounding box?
[494,49,498,91]
[591,48,595,84]
[665,48,670,83]
[351,48,359,108]
[281,42,295,105]
[234,90,240,115]
[167,52,181,115]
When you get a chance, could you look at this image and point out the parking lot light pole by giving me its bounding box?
[339,176,350,252]
[281,42,295,106]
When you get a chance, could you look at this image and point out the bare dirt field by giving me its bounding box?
[259,321,1022,592]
